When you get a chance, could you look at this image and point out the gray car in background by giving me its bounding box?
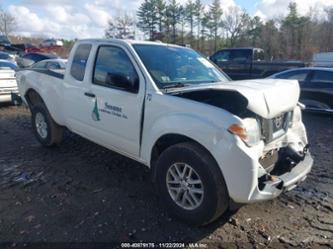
[269,67,333,113]
[16,52,58,68]
[0,51,17,64]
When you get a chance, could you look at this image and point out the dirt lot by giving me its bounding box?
[0,105,332,249]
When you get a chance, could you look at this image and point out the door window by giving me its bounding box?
[254,50,264,61]
[23,54,36,60]
[312,71,333,84]
[70,44,92,81]
[32,61,47,69]
[212,50,251,62]
[276,71,308,81]
[93,46,139,93]
[46,62,61,70]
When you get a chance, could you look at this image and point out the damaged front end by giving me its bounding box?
[171,82,313,202]
[250,105,313,201]
[258,144,311,193]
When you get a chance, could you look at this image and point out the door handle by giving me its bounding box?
[84,92,95,98]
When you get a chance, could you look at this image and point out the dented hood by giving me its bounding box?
[213,79,300,119]
[170,79,300,119]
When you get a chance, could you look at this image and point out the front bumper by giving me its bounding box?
[248,152,313,202]
[212,119,312,204]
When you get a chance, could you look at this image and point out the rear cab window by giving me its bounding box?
[70,44,92,81]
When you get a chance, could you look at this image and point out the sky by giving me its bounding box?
[1,0,333,39]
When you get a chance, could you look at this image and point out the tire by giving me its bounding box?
[31,105,63,147]
[155,142,229,225]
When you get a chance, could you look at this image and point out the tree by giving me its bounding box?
[257,20,280,60]
[316,7,333,52]
[155,0,166,34]
[185,0,196,45]
[204,0,223,51]
[0,7,16,36]
[166,0,181,43]
[179,5,187,44]
[222,6,247,47]
[245,16,263,47]
[194,0,204,49]
[137,0,158,40]
[280,2,310,59]
[105,14,135,39]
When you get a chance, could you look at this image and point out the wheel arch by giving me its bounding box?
[149,133,221,183]
[25,88,45,108]
[24,88,65,126]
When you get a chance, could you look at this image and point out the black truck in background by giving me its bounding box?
[209,48,305,80]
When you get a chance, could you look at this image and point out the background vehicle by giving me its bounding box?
[209,48,305,80]
[0,35,11,47]
[40,39,64,48]
[0,51,16,64]
[31,59,67,73]
[10,43,37,56]
[16,52,58,68]
[0,60,19,103]
[269,67,333,113]
[16,39,312,225]
[312,52,333,68]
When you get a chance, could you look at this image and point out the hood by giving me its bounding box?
[217,79,300,119]
[171,79,300,119]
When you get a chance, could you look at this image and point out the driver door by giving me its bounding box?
[87,44,145,157]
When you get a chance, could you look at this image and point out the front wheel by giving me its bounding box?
[155,142,229,225]
[31,105,63,147]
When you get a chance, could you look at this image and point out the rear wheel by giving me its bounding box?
[155,142,229,225]
[31,105,63,147]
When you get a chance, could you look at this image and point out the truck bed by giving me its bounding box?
[26,68,65,79]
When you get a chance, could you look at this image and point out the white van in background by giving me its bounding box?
[312,52,333,67]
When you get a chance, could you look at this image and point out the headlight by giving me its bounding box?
[292,105,302,124]
[228,118,261,146]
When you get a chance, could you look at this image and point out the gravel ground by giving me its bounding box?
[0,105,332,249]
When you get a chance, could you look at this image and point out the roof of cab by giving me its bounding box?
[76,38,182,48]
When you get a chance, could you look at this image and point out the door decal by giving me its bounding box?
[92,98,100,121]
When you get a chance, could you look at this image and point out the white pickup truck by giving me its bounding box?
[0,59,19,103]
[16,39,313,225]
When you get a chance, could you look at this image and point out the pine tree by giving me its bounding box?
[166,0,181,43]
[205,0,223,51]
[185,0,196,46]
[137,0,158,40]
[194,0,203,50]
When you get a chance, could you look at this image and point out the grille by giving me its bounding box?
[261,112,292,143]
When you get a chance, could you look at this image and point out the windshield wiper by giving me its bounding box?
[162,82,189,89]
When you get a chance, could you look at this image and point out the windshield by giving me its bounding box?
[133,44,229,89]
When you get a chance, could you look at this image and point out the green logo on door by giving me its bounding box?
[92,99,100,121]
